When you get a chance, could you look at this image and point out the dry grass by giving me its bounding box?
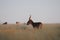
[0,24,60,40]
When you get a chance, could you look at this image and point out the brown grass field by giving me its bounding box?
[0,23,60,40]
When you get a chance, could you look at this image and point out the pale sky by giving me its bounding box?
[0,0,60,24]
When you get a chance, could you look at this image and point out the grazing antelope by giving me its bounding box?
[3,22,7,25]
[16,22,20,24]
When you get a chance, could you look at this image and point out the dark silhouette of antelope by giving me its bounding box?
[3,22,7,25]
[27,16,42,29]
